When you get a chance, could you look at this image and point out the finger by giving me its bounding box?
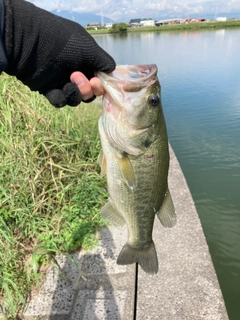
[70,72,94,101]
[90,77,105,96]
[91,46,116,74]
[63,83,82,106]
[45,89,67,108]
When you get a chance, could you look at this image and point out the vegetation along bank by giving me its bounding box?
[87,19,240,34]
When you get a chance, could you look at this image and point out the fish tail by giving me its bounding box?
[117,241,158,275]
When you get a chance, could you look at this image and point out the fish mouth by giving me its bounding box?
[105,64,157,81]
[97,64,158,111]
[97,64,158,91]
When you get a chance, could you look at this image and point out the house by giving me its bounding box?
[182,18,191,23]
[86,22,101,30]
[129,18,142,26]
[140,18,155,27]
[191,18,205,23]
[129,18,155,27]
[105,23,113,28]
[156,18,182,26]
[216,17,227,22]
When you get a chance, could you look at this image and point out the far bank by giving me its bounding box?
[87,19,240,35]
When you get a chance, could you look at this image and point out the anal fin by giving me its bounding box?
[157,188,177,228]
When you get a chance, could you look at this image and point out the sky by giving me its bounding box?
[27,0,240,22]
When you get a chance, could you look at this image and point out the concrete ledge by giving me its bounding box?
[21,146,228,319]
[137,147,229,319]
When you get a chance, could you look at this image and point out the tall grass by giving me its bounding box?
[0,74,108,318]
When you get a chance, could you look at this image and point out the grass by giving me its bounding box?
[0,74,108,318]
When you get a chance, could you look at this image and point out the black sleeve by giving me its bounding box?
[0,0,8,73]
[2,0,115,107]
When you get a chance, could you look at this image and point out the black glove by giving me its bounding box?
[3,0,116,107]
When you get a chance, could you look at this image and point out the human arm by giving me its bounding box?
[0,0,8,72]
[0,0,115,107]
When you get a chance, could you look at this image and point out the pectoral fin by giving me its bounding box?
[157,188,177,228]
[116,152,136,190]
[99,152,107,177]
[99,200,125,227]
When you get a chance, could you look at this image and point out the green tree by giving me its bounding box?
[109,23,128,33]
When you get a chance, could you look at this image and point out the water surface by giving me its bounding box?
[94,29,240,320]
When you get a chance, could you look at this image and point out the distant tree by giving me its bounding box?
[109,23,128,33]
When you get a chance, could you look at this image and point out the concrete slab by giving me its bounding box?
[20,145,228,319]
[24,222,135,320]
[136,147,228,319]
[71,290,129,320]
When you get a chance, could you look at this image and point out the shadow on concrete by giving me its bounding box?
[24,227,121,319]
[24,222,135,319]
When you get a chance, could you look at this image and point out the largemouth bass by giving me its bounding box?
[97,64,176,275]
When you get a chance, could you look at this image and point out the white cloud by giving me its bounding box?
[27,0,240,21]
[144,2,171,11]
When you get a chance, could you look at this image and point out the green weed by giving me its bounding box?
[0,74,108,318]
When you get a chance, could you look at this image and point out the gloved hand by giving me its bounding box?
[3,0,116,107]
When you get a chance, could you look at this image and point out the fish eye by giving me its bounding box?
[148,94,159,107]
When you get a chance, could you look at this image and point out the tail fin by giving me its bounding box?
[117,241,158,275]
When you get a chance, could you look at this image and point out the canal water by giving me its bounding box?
[94,29,240,319]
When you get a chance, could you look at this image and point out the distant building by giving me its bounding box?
[216,17,227,22]
[129,18,155,27]
[129,18,141,26]
[190,18,203,22]
[181,18,191,23]
[140,18,155,26]
[156,18,182,26]
[86,22,101,30]
[105,23,113,28]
